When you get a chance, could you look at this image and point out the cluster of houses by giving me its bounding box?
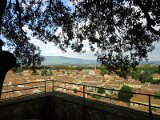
[1,68,160,114]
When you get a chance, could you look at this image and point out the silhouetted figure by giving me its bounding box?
[0,40,16,97]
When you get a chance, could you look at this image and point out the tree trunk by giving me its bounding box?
[0,0,7,28]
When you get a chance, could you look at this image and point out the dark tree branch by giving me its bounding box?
[134,0,160,36]
[16,0,22,29]
[15,0,28,38]
[0,0,7,29]
[6,0,12,9]
[35,0,43,13]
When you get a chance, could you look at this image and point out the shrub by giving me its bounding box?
[154,93,160,99]
[91,94,101,99]
[118,85,133,102]
[13,67,23,73]
[97,88,105,94]
[73,88,78,93]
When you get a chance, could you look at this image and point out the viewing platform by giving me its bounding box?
[0,80,160,120]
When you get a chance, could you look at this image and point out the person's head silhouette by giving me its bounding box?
[0,39,16,97]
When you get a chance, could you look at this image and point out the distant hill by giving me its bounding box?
[42,56,160,65]
[140,61,160,64]
[42,56,98,65]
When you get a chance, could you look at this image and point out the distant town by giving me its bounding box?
[2,64,160,114]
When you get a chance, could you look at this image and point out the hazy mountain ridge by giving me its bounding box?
[42,56,98,65]
[42,56,160,65]
[140,61,160,64]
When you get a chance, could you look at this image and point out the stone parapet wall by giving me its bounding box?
[0,92,159,120]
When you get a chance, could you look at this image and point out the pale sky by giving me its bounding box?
[30,37,97,60]
[29,37,160,61]
[148,42,160,61]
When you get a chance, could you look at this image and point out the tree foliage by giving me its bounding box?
[0,0,160,73]
[0,0,72,67]
[41,68,53,76]
[139,71,153,82]
[71,0,160,74]
[154,93,160,99]
[118,85,133,102]
[99,65,110,76]
[97,88,105,94]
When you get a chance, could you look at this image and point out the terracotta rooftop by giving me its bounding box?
[123,80,142,85]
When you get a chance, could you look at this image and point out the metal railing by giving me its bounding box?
[1,80,160,120]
